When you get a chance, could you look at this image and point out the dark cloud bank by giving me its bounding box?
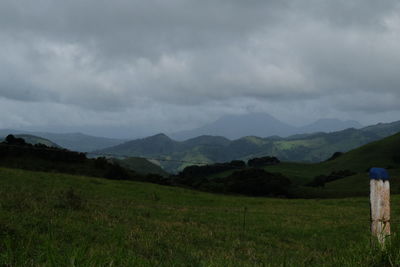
[0,0,399,138]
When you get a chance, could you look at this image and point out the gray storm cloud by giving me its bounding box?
[0,0,399,136]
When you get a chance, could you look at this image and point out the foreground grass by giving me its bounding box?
[1,167,400,266]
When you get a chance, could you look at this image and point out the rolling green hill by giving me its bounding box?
[1,166,400,266]
[267,131,400,181]
[204,132,400,198]
[97,120,400,172]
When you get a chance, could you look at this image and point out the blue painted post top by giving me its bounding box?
[369,167,390,180]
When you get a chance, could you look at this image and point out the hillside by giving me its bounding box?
[205,132,400,198]
[96,134,227,172]
[100,133,178,156]
[0,134,60,148]
[97,120,400,172]
[320,131,400,171]
[1,166,400,265]
[0,138,166,185]
[361,120,400,137]
[268,131,400,180]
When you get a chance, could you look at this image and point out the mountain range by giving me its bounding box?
[170,113,362,140]
[1,114,397,174]
[0,113,362,151]
[96,120,400,173]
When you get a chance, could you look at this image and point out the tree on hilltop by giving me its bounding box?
[5,135,27,146]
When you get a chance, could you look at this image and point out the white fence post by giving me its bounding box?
[370,167,390,248]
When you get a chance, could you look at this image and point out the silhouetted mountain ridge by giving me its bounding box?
[299,119,362,133]
[0,130,125,152]
[171,113,296,140]
[170,113,363,140]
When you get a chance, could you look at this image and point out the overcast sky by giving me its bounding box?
[1,0,400,138]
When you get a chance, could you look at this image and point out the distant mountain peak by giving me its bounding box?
[151,133,168,137]
[146,133,171,140]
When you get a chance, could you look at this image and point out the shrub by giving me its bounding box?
[4,135,27,146]
[105,163,131,180]
[247,156,280,167]
[223,168,291,196]
[94,157,109,169]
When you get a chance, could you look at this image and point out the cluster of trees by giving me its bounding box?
[306,170,356,187]
[4,134,27,146]
[220,169,291,196]
[178,156,280,180]
[170,156,291,197]
[1,135,86,163]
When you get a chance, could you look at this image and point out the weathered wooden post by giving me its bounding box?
[370,167,390,248]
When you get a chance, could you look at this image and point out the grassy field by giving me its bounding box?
[1,167,400,266]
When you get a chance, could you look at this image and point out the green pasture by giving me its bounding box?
[1,167,400,266]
